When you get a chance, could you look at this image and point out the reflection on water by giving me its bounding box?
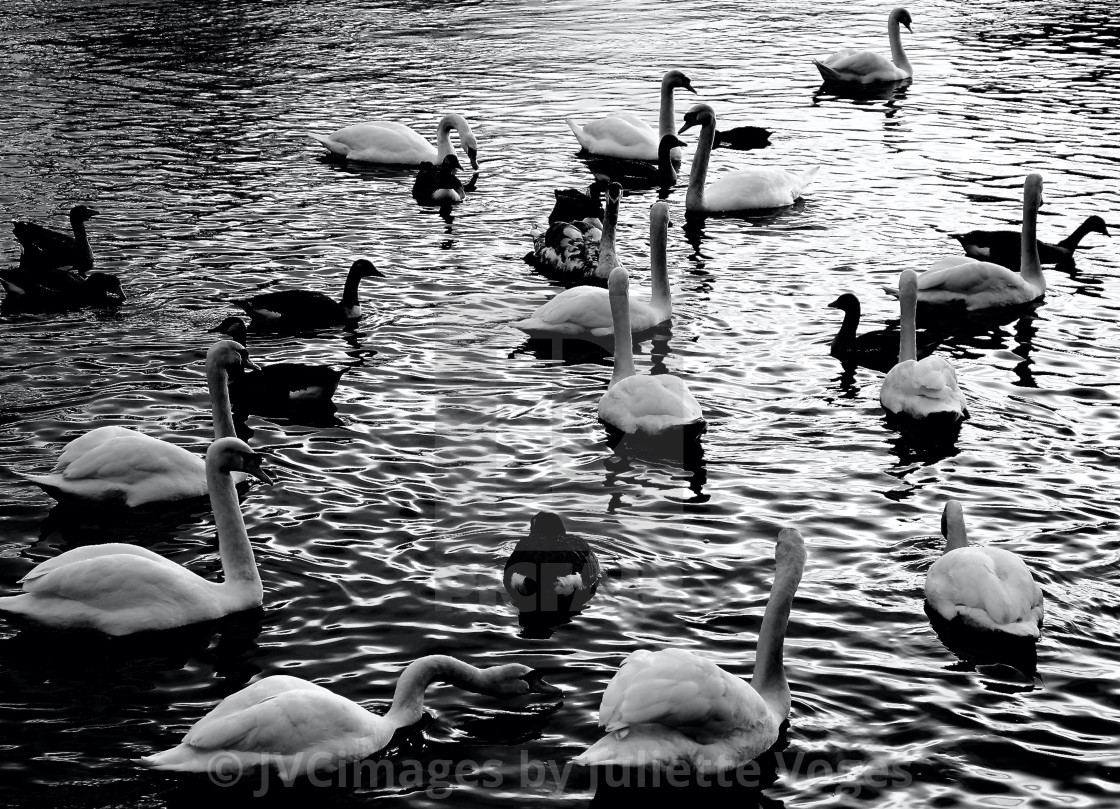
[2,0,1120,807]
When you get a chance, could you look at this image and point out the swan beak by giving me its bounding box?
[904,22,913,33]
[678,120,697,134]
[466,147,479,170]
[247,456,273,485]
[684,83,697,95]
[244,356,262,372]
[521,670,563,696]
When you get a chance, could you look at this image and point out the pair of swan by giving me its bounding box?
[234,258,385,330]
[880,270,968,422]
[575,527,806,772]
[143,655,560,776]
[952,215,1108,269]
[598,266,704,436]
[503,511,602,618]
[310,114,479,170]
[815,8,914,84]
[925,501,1044,638]
[0,267,125,310]
[21,341,257,506]
[0,436,270,635]
[529,183,620,282]
[515,201,672,338]
[828,292,941,372]
[12,204,98,271]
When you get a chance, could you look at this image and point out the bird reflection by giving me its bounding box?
[927,604,1039,688]
[883,416,963,467]
[811,78,911,105]
[509,336,613,366]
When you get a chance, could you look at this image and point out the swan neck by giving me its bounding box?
[383,655,489,729]
[888,15,910,72]
[1020,187,1043,284]
[649,218,670,317]
[686,120,715,212]
[610,283,636,384]
[899,278,917,364]
[750,547,805,718]
[596,196,620,278]
[208,361,236,440]
[208,458,260,587]
[657,77,676,140]
[943,506,969,552]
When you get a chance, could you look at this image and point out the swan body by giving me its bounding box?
[814,8,913,84]
[0,437,270,635]
[880,270,967,422]
[529,182,621,282]
[515,201,673,338]
[21,341,255,506]
[0,268,124,310]
[574,528,806,773]
[12,204,98,271]
[234,259,385,330]
[951,214,1108,269]
[915,175,1046,310]
[143,655,560,776]
[309,114,479,169]
[504,511,602,617]
[568,70,696,162]
[597,267,703,435]
[925,500,1044,638]
[679,104,818,215]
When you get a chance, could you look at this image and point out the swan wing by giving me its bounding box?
[515,287,612,334]
[881,358,968,419]
[817,50,908,82]
[21,542,168,582]
[18,551,207,611]
[311,122,436,164]
[917,260,1039,308]
[705,167,818,211]
[599,375,703,434]
[569,116,658,160]
[926,547,1043,635]
[52,426,142,472]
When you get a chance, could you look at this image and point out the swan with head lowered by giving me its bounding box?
[568,70,696,163]
[515,201,673,338]
[234,258,385,331]
[679,104,818,215]
[574,527,806,773]
[814,7,914,84]
[925,500,1044,638]
[21,341,257,507]
[912,174,1047,310]
[597,267,703,435]
[0,437,270,635]
[880,270,967,422]
[528,182,622,283]
[951,214,1109,269]
[309,114,479,169]
[13,204,99,272]
[142,655,561,777]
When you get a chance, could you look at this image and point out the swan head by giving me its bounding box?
[209,339,261,374]
[481,664,563,697]
[663,69,697,94]
[209,316,248,345]
[650,200,670,231]
[607,265,629,298]
[529,510,567,540]
[350,258,386,279]
[1086,215,1110,237]
[679,104,716,134]
[86,272,125,304]
[1024,173,1044,213]
[69,204,99,222]
[828,293,860,313]
[890,7,913,33]
[208,436,272,484]
[941,500,969,552]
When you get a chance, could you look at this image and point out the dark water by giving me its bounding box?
[1,0,1119,806]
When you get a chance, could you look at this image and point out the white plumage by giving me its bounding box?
[814,7,914,84]
[309,114,479,168]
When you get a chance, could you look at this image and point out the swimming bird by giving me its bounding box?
[574,527,806,773]
[911,174,1046,310]
[547,187,605,226]
[209,317,346,412]
[814,7,914,84]
[951,214,1109,269]
[0,267,124,310]
[20,341,256,507]
[828,292,940,372]
[597,267,703,435]
[925,500,1044,638]
[528,182,622,283]
[12,204,99,272]
[411,155,468,206]
[0,437,270,635]
[309,114,479,169]
[503,511,602,618]
[233,259,385,331]
[142,655,560,777]
[880,270,967,422]
[568,69,696,163]
[678,104,818,215]
[515,201,673,338]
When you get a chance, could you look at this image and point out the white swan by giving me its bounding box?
[574,527,806,773]
[914,174,1046,310]
[0,437,270,635]
[597,267,703,435]
[21,341,256,506]
[568,69,696,163]
[143,655,560,777]
[678,104,819,215]
[814,7,914,84]
[309,114,479,169]
[925,500,1044,638]
[880,270,968,422]
[515,201,673,338]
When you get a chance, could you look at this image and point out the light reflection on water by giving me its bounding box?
[1,0,1119,807]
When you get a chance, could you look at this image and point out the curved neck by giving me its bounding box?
[943,504,969,552]
[208,361,236,439]
[750,536,806,719]
[649,216,671,317]
[1019,190,1044,285]
[382,655,491,729]
[657,78,678,140]
[898,276,917,364]
[435,114,470,161]
[888,15,910,72]
[595,195,620,278]
[836,304,860,343]
[1058,217,1095,251]
[609,284,636,384]
[686,120,715,212]
[340,268,365,307]
[208,460,260,586]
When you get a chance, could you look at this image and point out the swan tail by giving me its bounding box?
[142,744,231,773]
[813,60,845,82]
[882,285,900,299]
[308,134,347,156]
[566,119,588,149]
[797,166,821,195]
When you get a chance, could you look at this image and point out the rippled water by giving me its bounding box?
[2,0,1119,806]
